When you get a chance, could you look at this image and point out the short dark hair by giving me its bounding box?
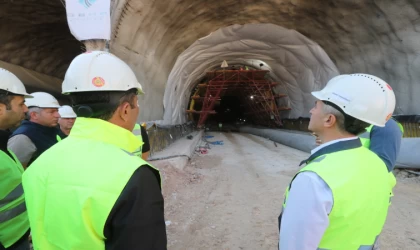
[323,101,370,135]
[0,90,17,110]
[343,115,370,135]
[69,88,138,121]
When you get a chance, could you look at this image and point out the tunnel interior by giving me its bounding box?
[187,63,290,129]
[1,0,420,131]
[190,93,247,128]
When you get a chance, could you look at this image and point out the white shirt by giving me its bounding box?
[279,137,357,250]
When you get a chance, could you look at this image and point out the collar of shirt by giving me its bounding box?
[311,137,358,155]
[299,137,361,166]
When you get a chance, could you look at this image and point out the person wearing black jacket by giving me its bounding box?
[8,92,61,168]
[22,51,167,250]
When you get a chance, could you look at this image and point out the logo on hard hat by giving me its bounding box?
[92,77,105,87]
[386,84,393,90]
[78,0,97,8]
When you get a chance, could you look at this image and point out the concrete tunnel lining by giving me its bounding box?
[163,23,339,125]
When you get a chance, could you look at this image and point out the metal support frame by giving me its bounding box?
[187,70,290,128]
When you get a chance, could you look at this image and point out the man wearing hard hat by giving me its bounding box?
[0,68,31,249]
[57,105,77,140]
[279,74,396,249]
[22,51,167,249]
[8,92,61,169]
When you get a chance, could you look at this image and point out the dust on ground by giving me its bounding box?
[152,132,420,250]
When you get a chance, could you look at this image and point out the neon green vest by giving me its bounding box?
[283,146,391,249]
[360,119,404,148]
[0,150,29,248]
[22,118,160,250]
[359,119,402,199]
[132,123,144,156]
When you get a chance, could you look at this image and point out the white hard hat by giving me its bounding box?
[312,74,396,127]
[25,92,61,108]
[0,68,32,97]
[58,105,77,118]
[62,51,144,95]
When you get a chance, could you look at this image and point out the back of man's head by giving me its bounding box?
[62,51,145,131]
[310,74,396,137]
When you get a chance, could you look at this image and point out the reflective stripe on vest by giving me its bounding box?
[282,147,391,249]
[132,123,144,156]
[0,202,26,223]
[0,183,23,208]
[22,118,160,249]
[0,150,29,248]
[360,119,404,148]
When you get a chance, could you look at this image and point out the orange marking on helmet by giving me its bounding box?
[92,77,105,87]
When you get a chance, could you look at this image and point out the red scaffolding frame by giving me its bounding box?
[186,69,291,128]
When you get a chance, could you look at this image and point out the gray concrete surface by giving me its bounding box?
[148,130,203,170]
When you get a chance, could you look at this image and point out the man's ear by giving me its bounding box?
[118,102,131,122]
[324,114,336,128]
[0,103,5,116]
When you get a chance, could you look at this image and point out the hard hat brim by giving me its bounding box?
[311,91,324,101]
[28,104,61,109]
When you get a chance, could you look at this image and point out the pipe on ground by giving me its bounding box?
[240,126,420,169]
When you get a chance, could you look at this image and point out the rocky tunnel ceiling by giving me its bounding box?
[1,0,419,124]
[0,0,81,95]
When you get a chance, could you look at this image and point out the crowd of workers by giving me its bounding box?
[1,50,403,250]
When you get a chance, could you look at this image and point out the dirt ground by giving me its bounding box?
[153,132,420,250]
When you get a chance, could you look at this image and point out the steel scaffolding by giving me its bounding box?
[187,69,290,128]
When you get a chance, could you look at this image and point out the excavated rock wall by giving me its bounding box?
[110,0,420,122]
[1,0,419,123]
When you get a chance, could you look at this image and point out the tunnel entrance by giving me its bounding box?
[187,69,290,129]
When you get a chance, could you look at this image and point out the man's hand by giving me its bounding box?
[312,132,322,146]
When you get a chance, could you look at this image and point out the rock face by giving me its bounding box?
[1,0,420,123]
[0,0,80,94]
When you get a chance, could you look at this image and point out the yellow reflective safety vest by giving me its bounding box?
[0,149,29,248]
[132,123,144,156]
[56,134,62,142]
[360,118,404,148]
[283,144,391,249]
[359,119,403,201]
[22,118,160,250]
